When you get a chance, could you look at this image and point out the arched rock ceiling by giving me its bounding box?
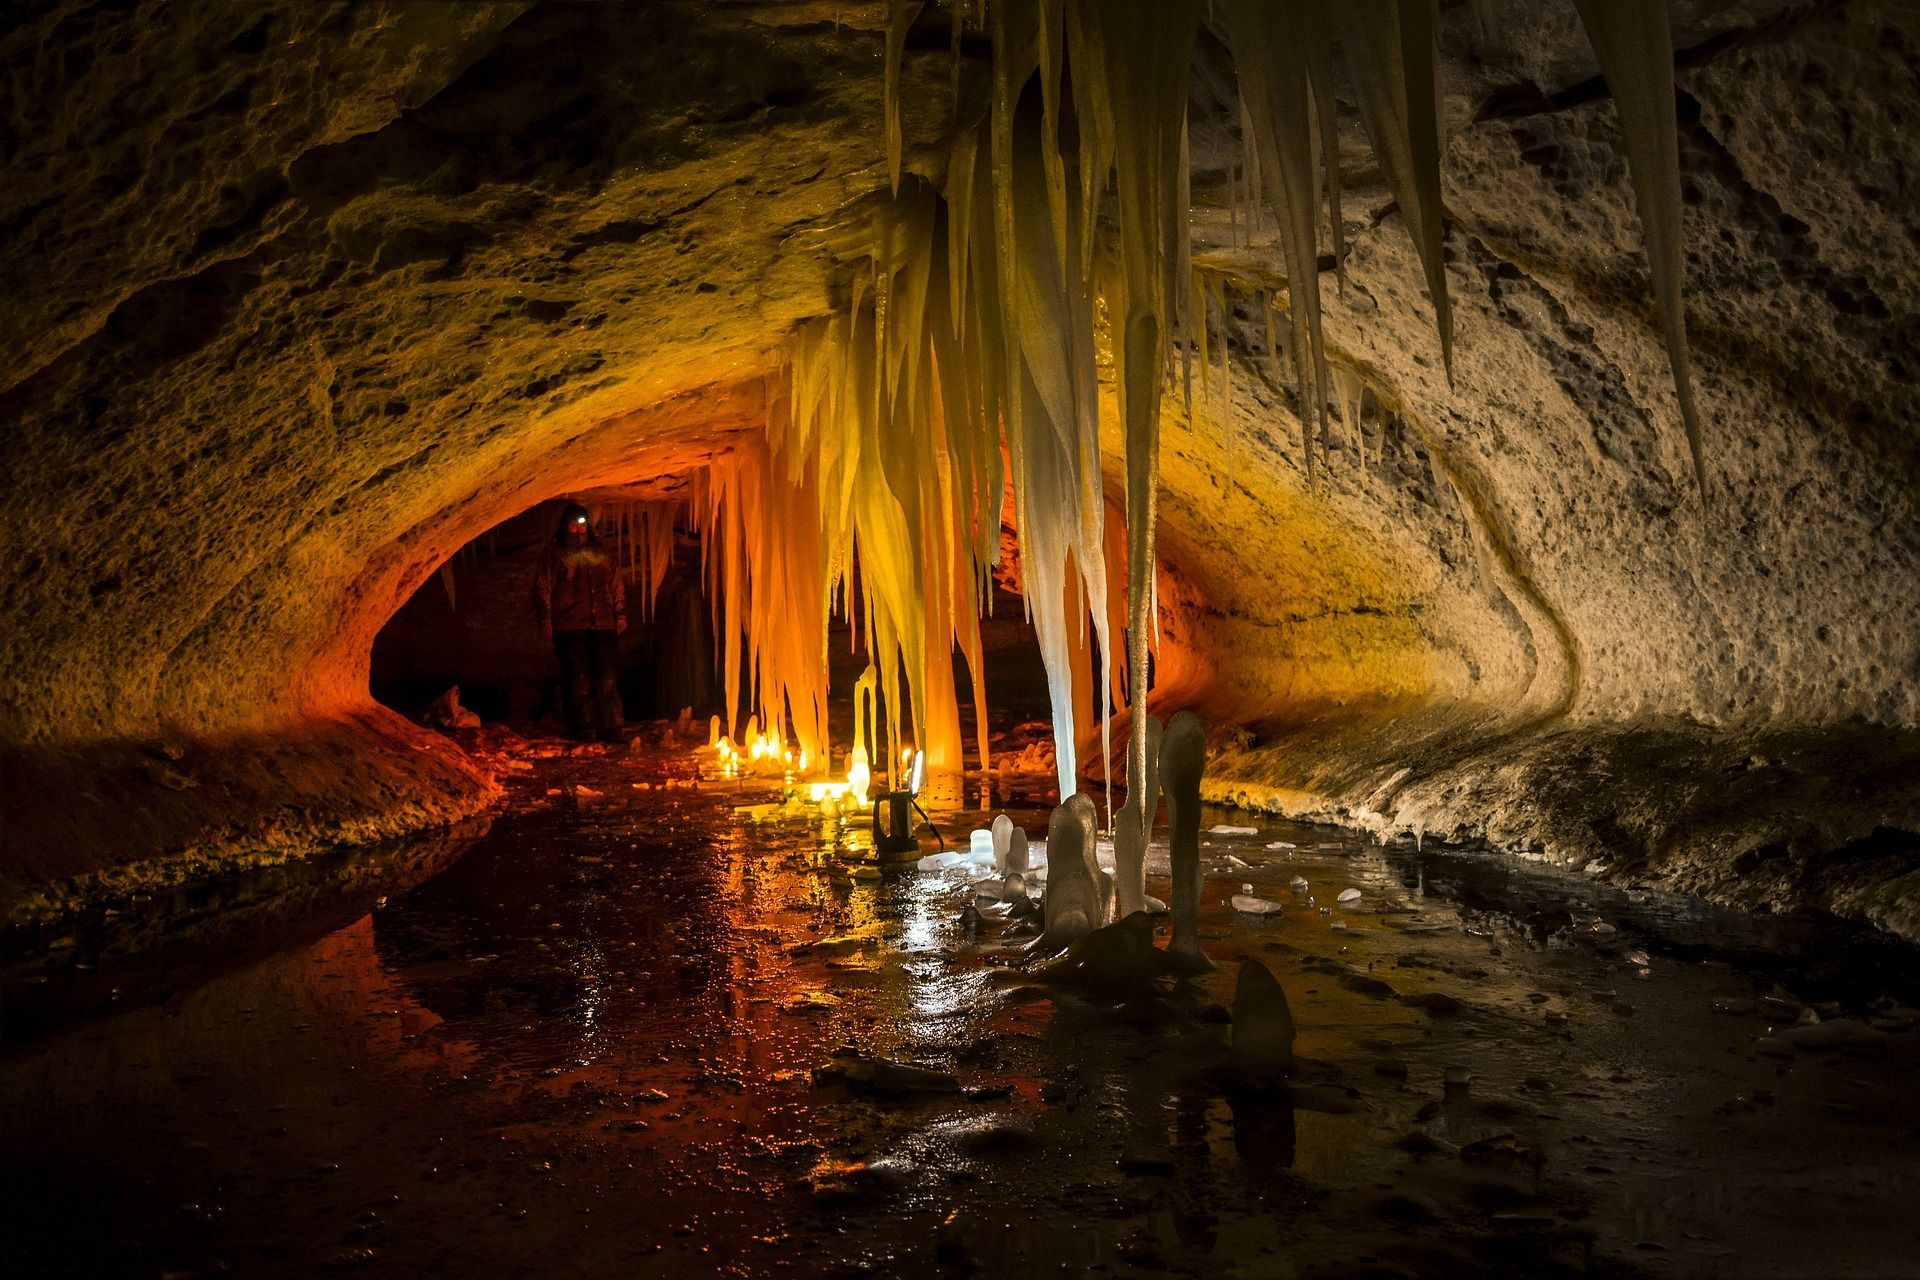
[2,0,1917,935]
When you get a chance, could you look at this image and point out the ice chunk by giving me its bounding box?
[917,851,966,871]
[1037,794,1112,951]
[1336,888,1362,907]
[1210,824,1259,836]
[1783,1019,1888,1051]
[1231,894,1285,916]
[991,814,1013,870]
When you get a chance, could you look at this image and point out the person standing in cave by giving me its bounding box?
[532,503,627,742]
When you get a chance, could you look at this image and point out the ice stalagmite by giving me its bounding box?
[1037,792,1111,953]
[1113,711,1163,918]
[1572,0,1707,497]
[991,813,1014,873]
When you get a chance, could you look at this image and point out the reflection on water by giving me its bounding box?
[3,738,1918,1278]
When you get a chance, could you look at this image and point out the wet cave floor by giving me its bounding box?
[5,733,1920,1279]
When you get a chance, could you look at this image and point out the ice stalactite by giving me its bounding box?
[1469,0,1500,44]
[691,439,830,764]
[606,500,680,624]
[1067,0,1204,833]
[885,0,925,195]
[1226,0,1341,481]
[1327,1,1453,384]
[1572,0,1707,497]
[772,169,1077,782]
[668,0,1706,814]
[1331,364,1367,468]
[994,103,1114,800]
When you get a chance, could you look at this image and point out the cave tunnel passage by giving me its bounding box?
[7,0,1920,1275]
[372,497,727,731]
[370,488,1090,780]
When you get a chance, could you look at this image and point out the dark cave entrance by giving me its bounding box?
[370,498,720,729]
[369,497,1069,762]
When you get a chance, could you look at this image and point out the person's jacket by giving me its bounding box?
[533,543,626,633]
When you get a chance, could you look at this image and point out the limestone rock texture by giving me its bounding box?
[3,1,1918,937]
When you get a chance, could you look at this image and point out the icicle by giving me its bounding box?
[885,1,924,195]
[1189,275,1207,404]
[1332,363,1366,467]
[1071,0,1204,882]
[1224,0,1333,480]
[1572,0,1707,498]
[949,0,965,107]
[1211,273,1231,404]
[1327,0,1453,380]
[438,561,456,612]
[1307,27,1347,293]
[1468,0,1497,45]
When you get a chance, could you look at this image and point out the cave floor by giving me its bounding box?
[4,733,1920,1279]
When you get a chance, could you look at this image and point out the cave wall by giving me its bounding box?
[2,0,1917,935]
[1162,0,1920,935]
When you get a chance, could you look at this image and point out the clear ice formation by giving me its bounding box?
[992,813,1014,872]
[1229,959,1297,1082]
[1113,711,1164,917]
[1160,709,1211,972]
[987,813,1031,877]
[637,1,1708,796]
[1036,792,1112,953]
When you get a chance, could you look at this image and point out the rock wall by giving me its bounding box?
[2,1,1916,936]
[1165,0,1920,936]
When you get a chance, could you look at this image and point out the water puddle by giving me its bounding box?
[4,737,1916,1277]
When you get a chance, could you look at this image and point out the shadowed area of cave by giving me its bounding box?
[3,1,1919,1276]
